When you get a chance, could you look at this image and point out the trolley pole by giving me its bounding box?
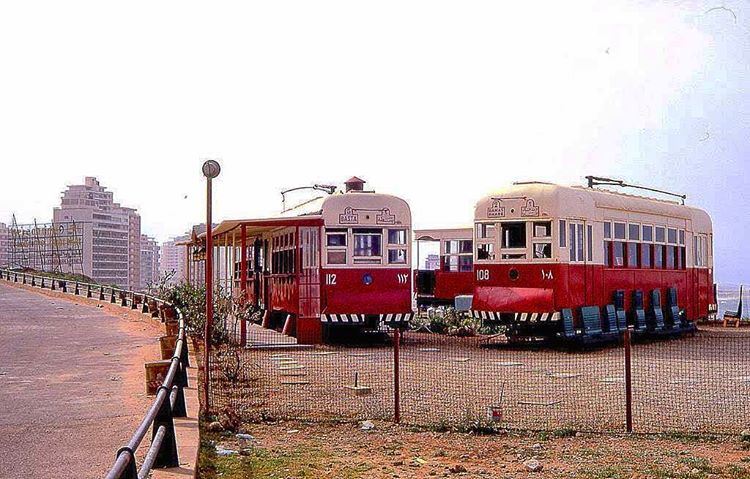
[624,328,633,433]
[393,327,401,424]
[202,159,221,414]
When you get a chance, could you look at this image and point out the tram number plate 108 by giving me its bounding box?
[477,269,490,281]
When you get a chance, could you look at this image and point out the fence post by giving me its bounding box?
[142,298,150,314]
[130,292,138,310]
[393,327,401,424]
[153,386,180,468]
[114,447,138,479]
[99,286,105,301]
[50,278,55,290]
[74,282,80,295]
[61,281,67,293]
[624,328,633,433]
[110,288,117,303]
[87,284,93,298]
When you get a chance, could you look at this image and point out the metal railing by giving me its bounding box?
[0,269,191,479]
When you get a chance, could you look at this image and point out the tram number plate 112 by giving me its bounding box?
[325,274,337,285]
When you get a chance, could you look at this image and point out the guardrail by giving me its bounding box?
[0,269,191,479]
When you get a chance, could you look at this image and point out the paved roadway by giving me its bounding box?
[0,283,161,479]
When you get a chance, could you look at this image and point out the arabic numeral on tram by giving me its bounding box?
[477,269,490,281]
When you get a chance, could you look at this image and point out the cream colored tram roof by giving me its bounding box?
[475,182,712,232]
[414,227,473,241]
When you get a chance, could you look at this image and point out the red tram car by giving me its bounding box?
[414,228,474,310]
[210,177,413,344]
[470,181,717,340]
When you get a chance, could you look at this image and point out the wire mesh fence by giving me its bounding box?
[205,324,750,436]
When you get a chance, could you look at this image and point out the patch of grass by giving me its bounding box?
[578,464,628,479]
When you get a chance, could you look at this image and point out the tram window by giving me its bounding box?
[667,228,678,245]
[446,240,458,254]
[627,242,638,268]
[533,243,552,259]
[587,225,593,261]
[680,247,686,269]
[327,250,346,265]
[388,229,407,245]
[654,245,664,268]
[613,242,625,267]
[502,253,526,260]
[459,255,473,272]
[477,243,494,260]
[679,230,685,245]
[443,255,458,271]
[604,242,612,267]
[629,224,640,241]
[533,222,551,238]
[501,222,526,249]
[353,229,382,257]
[641,243,652,268]
[577,224,584,262]
[655,227,665,243]
[604,221,612,239]
[642,225,653,242]
[326,230,347,247]
[666,245,676,269]
[388,249,407,264]
[614,222,626,240]
[569,224,576,261]
[476,223,495,239]
[459,240,472,254]
[559,220,567,247]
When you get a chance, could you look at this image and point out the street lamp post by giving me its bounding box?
[202,159,221,414]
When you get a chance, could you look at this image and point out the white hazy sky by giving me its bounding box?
[0,1,747,282]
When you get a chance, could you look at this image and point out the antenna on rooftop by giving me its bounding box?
[585,176,686,205]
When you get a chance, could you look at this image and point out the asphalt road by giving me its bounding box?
[0,283,161,479]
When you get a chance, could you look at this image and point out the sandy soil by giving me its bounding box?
[202,419,750,479]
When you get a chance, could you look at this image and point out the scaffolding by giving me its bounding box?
[8,216,86,275]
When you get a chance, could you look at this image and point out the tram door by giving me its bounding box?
[568,221,592,306]
[297,227,322,343]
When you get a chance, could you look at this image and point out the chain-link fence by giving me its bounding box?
[205,324,750,435]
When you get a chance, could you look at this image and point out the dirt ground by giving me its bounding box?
[199,419,750,479]
[211,328,750,435]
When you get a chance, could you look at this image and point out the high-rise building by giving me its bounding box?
[160,237,187,285]
[140,234,160,290]
[53,177,141,289]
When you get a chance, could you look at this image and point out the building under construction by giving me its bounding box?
[7,216,86,276]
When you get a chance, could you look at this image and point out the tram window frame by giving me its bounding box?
[477,242,495,261]
[388,229,407,245]
[642,225,653,242]
[613,241,626,268]
[641,243,652,268]
[667,228,678,245]
[569,222,586,263]
[629,224,640,241]
[587,224,593,261]
[476,222,496,240]
[353,228,383,264]
[665,244,676,269]
[655,226,666,243]
[388,248,407,265]
[604,221,612,240]
[325,228,347,265]
[627,241,639,268]
[533,221,552,238]
[679,229,686,245]
[459,255,473,272]
[654,244,664,269]
[559,220,567,248]
[604,241,612,267]
[533,242,552,259]
[444,238,473,269]
[501,222,527,249]
[614,222,626,240]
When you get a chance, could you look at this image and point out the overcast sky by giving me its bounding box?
[0,1,747,283]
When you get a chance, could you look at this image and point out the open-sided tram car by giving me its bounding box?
[211,177,413,344]
[414,228,474,310]
[470,181,716,342]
